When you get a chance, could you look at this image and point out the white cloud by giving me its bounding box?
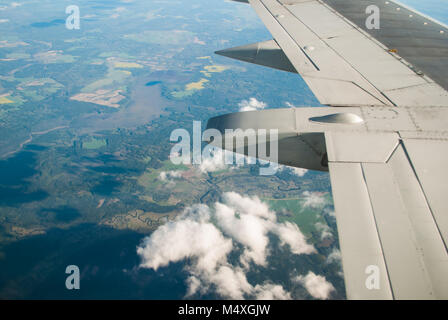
[291,167,308,177]
[168,151,181,162]
[159,170,182,181]
[254,283,292,300]
[137,204,232,273]
[198,148,228,173]
[295,272,335,300]
[238,98,267,112]
[159,170,183,187]
[279,165,308,177]
[197,149,254,174]
[209,265,253,299]
[327,248,341,265]
[302,191,326,209]
[216,192,315,267]
[0,19,9,23]
[137,192,315,299]
[315,222,332,240]
[222,192,273,220]
[216,202,270,266]
[185,276,205,297]
[11,2,22,8]
[323,207,336,218]
[273,221,315,255]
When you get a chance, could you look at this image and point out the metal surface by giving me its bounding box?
[329,162,392,299]
[385,143,448,299]
[249,0,391,106]
[244,0,448,106]
[328,144,448,299]
[215,40,297,73]
[403,139,448,249]
[206,108,328,171]
[325,131,398,163]
[321,0,448,91]
[309,113,364,124]
[207,105,448,299]
[363,159,434,299]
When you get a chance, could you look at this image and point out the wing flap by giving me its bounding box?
[362,161,434,299]
[328,161,393,299]
[329,137,448,299]
[325,132,398,163]
[402,139,448,250]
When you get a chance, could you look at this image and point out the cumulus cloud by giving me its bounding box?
[216,193,315,267]
[198,148,228,173]
[138,204,232,273]
[291,167,308,177]
[185,276,205,297]
[254,283,292,300]
[279,165,308,177]
[295,272,335,300]
[159,170,182,181]
[197,148,257,175]
[326,248,342,265]
[209,265,253,299]
[323,207,336,218]
[315,222,332,241]
[158,170,183,187]
[137,192,316,299]
[238,98,267,112]
[302,191,326,209]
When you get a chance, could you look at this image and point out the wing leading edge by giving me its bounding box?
[218,0,448,107]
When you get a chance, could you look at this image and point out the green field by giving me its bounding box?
[82,137,107,150]
[267,198,326,236]
[123,30,196,45]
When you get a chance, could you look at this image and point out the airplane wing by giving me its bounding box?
[207,0,448,299]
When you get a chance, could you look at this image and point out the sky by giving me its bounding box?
[400,0,448,24]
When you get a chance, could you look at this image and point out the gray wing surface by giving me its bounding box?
[209,0,448,299]
[327,132,448,299]
[218,0,448,106]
